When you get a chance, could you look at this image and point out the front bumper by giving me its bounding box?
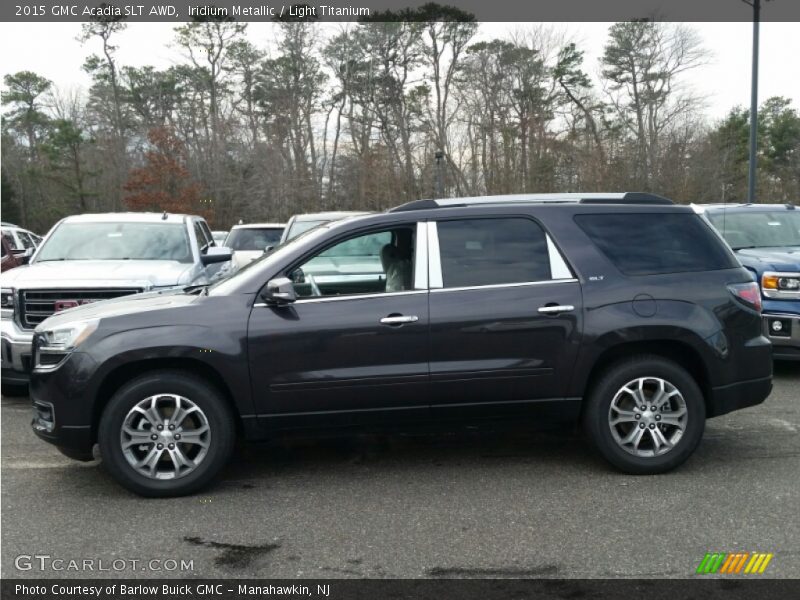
[1,318,33,386]
[29,351,98,459]
[763,312,800,360]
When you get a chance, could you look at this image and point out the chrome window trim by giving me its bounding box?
[547,234,573,279]
[289,290,429,305]
[428,222,443,289]
[414,222,429,290]
[430,279,578,294]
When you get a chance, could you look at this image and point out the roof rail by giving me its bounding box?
[389,192,673,212]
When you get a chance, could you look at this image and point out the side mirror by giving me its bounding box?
[264,245,275,254]
[263,277,297,305]
[201,246,232,266]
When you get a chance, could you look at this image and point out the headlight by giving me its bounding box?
[762,272,800,298]
[1,288,14,319]
[37,319,99,350]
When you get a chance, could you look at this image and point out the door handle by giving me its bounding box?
[380,315,419,325]
[538,305,575,314]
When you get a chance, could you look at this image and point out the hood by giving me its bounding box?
[735,247,800,272]
[36,288,200,330]
[0,260,194,289]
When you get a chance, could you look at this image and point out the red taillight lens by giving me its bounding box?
[728,282,762,313]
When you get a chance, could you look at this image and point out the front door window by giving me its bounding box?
[290,227,416,298]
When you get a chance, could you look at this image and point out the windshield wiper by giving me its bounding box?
[183,284,209,295]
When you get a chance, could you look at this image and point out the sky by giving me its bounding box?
[0,21,798,122]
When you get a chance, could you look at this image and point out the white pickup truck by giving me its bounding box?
[0,212,231,392]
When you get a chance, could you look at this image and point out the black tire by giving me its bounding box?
[98,370,235,497]
[583,355,705,474]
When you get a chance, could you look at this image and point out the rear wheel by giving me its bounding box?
[583,356,705,474]
[98,371,235,497]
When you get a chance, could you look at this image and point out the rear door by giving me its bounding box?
[426,215,583,419]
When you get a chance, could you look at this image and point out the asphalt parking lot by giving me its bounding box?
[2,363,798,580]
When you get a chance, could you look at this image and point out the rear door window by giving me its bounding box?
[437,218,551,288]
[574,213,737,275]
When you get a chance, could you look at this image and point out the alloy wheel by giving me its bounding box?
[608,377,688,457]
[120,394,211,480]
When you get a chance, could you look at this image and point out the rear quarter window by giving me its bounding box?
[574,213,737,276]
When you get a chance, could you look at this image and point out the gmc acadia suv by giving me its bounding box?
[28,193,773,496]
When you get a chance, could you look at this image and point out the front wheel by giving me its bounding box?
[583,356,705,474]
[98,371,235,497]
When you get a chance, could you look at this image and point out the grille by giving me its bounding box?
[19,288,142,329]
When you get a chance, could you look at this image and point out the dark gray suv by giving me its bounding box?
[29,193,772,496]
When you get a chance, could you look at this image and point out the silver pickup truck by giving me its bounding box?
[0,212,231,391]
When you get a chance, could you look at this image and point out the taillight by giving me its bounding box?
[728,282,762,313]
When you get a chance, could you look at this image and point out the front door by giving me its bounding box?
[426,216,583,420]
[247,223,430,429]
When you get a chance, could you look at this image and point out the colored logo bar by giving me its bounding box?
[696,552,773,574]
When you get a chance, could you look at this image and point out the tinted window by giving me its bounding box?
[226,228,284,251]
[575,213,737,275]
[437,218,551,288]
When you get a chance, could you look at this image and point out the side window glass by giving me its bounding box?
[2,231,18,250]
[437,218,551,288]
[199,221,215,246]
[290,227,415,298]
[19,232,35,249]
[194,221,209,252]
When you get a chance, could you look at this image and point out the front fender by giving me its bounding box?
[86,323,254,419]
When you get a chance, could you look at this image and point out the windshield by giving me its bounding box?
[285,219,327,241]
[707,211,800,249]
[225,227,284,251]
[35,222,193,262]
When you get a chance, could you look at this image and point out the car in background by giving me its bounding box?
[224,223,285,270]
[211,230,228,245]
[280,211,368,244]
[1,212,231,392]
[1,224,43,267]
[1,235,25,272]
[699,203,800,360]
